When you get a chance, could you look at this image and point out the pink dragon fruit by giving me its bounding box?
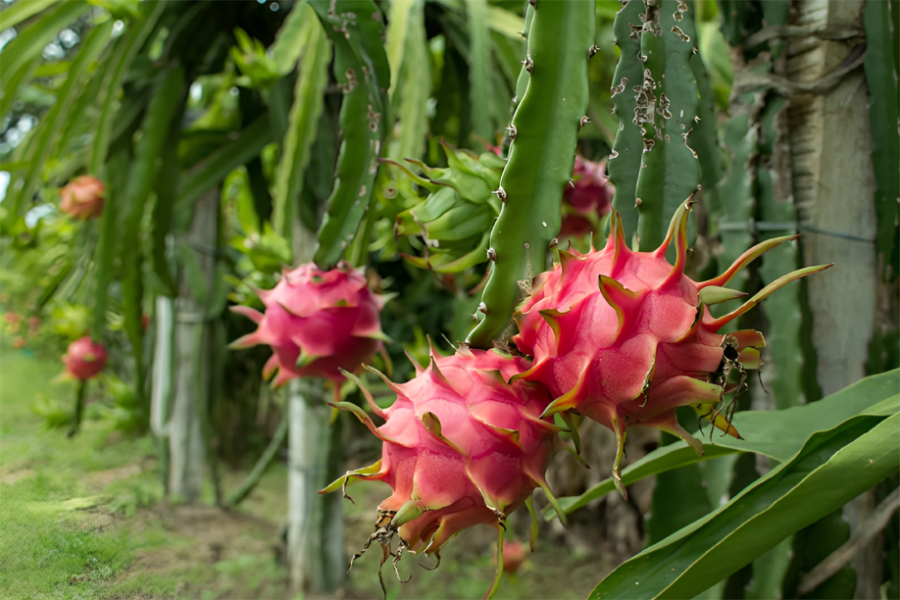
[59,176,105,220]
[512,200,830,495]
[323,347,560,592]
[559,156,613,239]
[62,336,108,381]
[229,262,390,392]
[499,539,527,575]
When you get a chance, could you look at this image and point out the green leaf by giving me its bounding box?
[467,0,492,142]
[0,1,90,103]
[176,116,274,211]
[0,54,40,124]
[4,15,111,224]
[864,0,900,280]
[89,151,122,339]
[270,0,313,74]
[487,6,525,40]
[90,1,166,176]
[272,4,330,245]
[0,0,59,30]
[547,370,900,519]
[589,411,900,599]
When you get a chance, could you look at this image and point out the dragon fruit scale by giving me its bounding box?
[229,262,390,393]
[323,347,561,595]
[512,199,831,496]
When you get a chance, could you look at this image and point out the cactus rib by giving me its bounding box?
[467,0,595,347]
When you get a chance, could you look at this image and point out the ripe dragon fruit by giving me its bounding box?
[512,200,831,496]
[59,176,105,220]
[62,336,108,381]
[559,156,613,239]
[323,347,561,595]
[229,262,390,393]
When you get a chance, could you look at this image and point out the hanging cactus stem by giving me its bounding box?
[468,0,594,347]
[484,521,506,600]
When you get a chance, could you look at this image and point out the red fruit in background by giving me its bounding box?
[501,539,527,575]
[28,316,40,335]
[13,337,26,349]
[4,312,21,333]
[59,176,106,220]
[62,336,108,381]
[512,201,830,495]
[560,156,613,238]
[326,348,559,571]
[230,262,390,390]
[141,314,150,331]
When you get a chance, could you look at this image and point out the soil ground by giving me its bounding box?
[0,338,615,599]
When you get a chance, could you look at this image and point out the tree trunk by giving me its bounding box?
[786,2,879,597]
[168,188,219,501]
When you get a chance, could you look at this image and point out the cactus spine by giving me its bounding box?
[467,0,595,348]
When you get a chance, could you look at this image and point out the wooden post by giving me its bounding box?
[786,2,879,596]
[168,187,219,501]
[288,214,346,593]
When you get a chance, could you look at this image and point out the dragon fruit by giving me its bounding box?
[229,262,390,392]
[560,156,613,239]
[59,176,105,220]
[323,347,560,593]
[512,200,830,495]
[62,336,108,381]
[499,539,527,576]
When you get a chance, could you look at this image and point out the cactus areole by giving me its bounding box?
[323,348,561,595]
[62,336,108,381]
[59,176,105,220]
[229,262,390,393]
[512,200,831,495]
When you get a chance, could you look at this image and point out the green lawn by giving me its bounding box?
[0,339,612,599]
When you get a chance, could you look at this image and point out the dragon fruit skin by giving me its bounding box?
[325,348,559,562]
[229,262,389,389]
[59,176,105,220]
[560,156,613,239]
[62,336,108,381]
[512,200,830,494]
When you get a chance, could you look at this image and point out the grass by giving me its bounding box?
[0,340,289,599]
[0,337,612,599]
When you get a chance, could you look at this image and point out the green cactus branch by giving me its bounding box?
[467,0,595,348]
[310,0,391,269]
[607,0,644,245]
[634,0,701,252]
